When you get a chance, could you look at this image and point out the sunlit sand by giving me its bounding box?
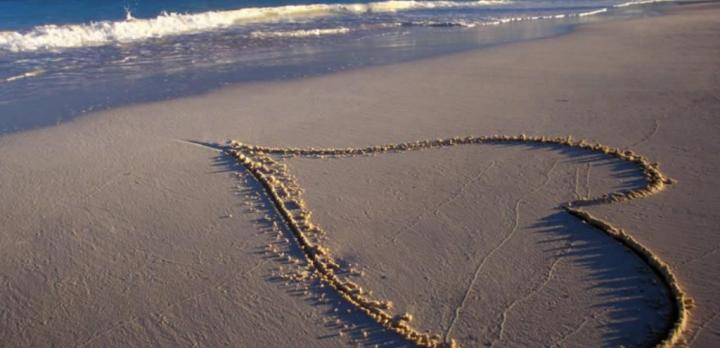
[226,135,687,347]
[0,4,718,347]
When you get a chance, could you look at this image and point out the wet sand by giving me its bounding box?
[0,3,719,347]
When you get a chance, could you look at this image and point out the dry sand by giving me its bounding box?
[1,3,719,347]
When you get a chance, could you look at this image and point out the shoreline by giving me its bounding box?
[0,1,676,138]
[1,3,719,347]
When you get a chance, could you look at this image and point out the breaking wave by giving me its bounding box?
[0,0,508,52]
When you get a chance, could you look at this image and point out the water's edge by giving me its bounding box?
[0,2,680,138]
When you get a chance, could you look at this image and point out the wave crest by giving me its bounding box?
[0,0,508,52]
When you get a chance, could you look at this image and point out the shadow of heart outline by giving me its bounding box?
[224,134,690,348]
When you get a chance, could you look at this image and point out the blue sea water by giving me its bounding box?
[0,1,381,31]
[0,0,674,133]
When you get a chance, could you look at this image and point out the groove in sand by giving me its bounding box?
[224,134,690,348]
[444,198,521,342]
[389,160,496,245]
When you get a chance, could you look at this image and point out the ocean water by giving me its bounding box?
[0,0,674,133]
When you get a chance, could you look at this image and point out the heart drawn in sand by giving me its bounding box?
[225,135,691,348]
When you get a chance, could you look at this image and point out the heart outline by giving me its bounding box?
[226,135,690,348]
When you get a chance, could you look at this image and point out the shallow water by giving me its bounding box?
[0,0,673,134]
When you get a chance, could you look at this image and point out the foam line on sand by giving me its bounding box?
[224,134,689,348]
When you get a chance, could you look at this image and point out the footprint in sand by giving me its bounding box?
[224,135,690,348]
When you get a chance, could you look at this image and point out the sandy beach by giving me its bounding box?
[1,3,719,347]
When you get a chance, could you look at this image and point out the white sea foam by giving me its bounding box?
[250,27,352,39]
[400,4,626,29]
[365,0,666,30]
[614,0,671,8]
[3,69,46,83]
[480,8,609,27]
[400,20,480,28]
[578,8,609,17]
[0,0,673,53]
[480,0,671,27]
[0,0,508,52]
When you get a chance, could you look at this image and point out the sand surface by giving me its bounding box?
[1,4,719,347]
